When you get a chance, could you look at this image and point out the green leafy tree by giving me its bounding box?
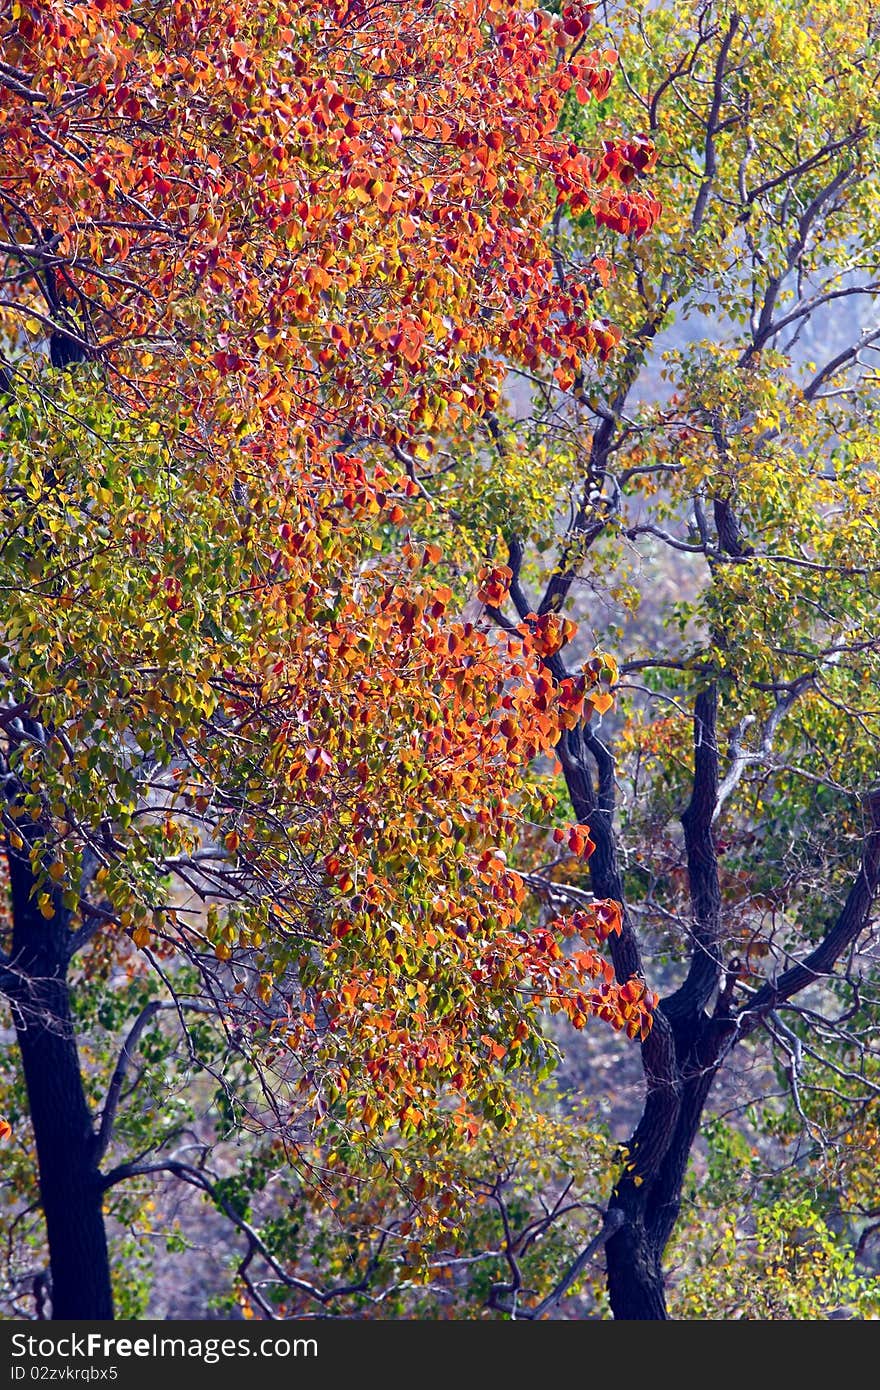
[413,0,880,1318]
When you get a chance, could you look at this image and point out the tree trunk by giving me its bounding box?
[604,1018,726,1320]
[605,1197,669,1319]
[7,845,114,1319]
[560,703,732,1320]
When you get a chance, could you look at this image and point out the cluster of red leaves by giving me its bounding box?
[0,0,659,435]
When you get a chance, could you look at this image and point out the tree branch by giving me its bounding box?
[744,126,867,205]
[740,787,880,1032]
[0,952,20,999]
[99,1158,388,1311]
[95,1000,217,1161]
[665,685,723,1020]
[94,1002,164,1162]
[744,165,854,357]
[714,676,813,819]
[691,13,740,234]
[488,1208,625,1320]
[505,535,533,621]
[803,323,880,401]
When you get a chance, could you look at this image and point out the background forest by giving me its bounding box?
[1,0,879,1321]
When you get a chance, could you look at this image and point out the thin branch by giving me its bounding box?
[803,323,880,401]
[741,787,880,1032]
[100,1159,387,1310]
[95,1002,165,1162]
[94,1001,217,1161]
[691,13,740,234]
[529,1208,625,1320]
[744,126,868,205]
[714,676,813,819]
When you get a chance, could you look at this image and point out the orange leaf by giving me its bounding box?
[590,690,614,715]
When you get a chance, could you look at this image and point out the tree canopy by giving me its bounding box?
[0,0,658,1319]
[1,0,879,1322]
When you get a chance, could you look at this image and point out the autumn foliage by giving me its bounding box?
[0,0,660,1210]
[0,0,658,421]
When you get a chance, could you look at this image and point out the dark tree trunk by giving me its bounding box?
[605,1197,668,1320]
[560,710,730,1321]
[6,845,114,1320]
[604,1013,728,1320]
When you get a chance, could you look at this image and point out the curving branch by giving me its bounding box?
[714,675,813,819]
[94,1002,165,1163]
[95,999,220,1161]
[99,1157,389,1314]
[740,787,880,1034]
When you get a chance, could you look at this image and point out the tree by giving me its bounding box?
[412,0,880,1318]
[0,0,657,1318]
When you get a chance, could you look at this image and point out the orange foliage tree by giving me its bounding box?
[0,0,658,1318]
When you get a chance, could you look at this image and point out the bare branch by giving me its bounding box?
[94,1000,216,1162]
[741,788,880,1032]
[529,1208,624,1320]
[100,1158,388,1311]
[714,676,813,819]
